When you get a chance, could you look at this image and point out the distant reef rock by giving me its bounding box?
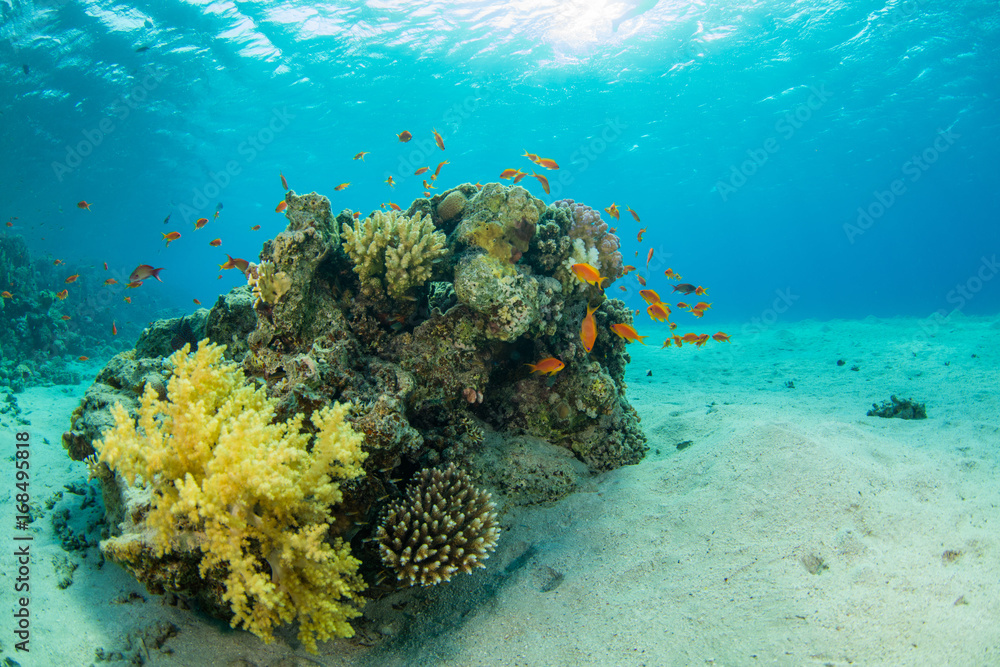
[867,394,928,419]
[63,183,648,651]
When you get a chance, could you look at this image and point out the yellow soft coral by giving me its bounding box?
[95,340,368,653]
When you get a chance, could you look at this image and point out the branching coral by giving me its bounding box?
[94,340,368,653]
[340,210,447,299]
[376,464,499,586]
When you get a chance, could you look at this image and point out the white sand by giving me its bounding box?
[3,314,998,666]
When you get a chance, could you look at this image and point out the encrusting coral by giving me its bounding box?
[376,463,499,586]
[340,209,447,299]
[93,340,368,653]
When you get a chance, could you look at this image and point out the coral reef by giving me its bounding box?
[94,341,368,653]
[375,464,499,586]
[341,209,447,300]
[867,395,927,419]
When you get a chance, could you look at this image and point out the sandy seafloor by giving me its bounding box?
[2,313,998,667]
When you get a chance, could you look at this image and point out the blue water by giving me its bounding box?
[2,0,998,328]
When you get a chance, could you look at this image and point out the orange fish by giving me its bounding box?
[162,231,181,247]
[637,227,647,242]
[5,221,11,227]
[65,274,79,283]
[423,191,431,197]
[671,335,684,347]
[636,275,647,287]
[672,283,697,295]
[219,254,250,275]
[664,268,682,280]
[693,301,712,311]
[0,291,11,299]
[61,315,71,320]
[695,334,711,347]
[536,157,559,170]
[422,179,436,190]
[56,289,68,300]
[414,166,430,175]
[78,356,89,361]
[669,321,678,330]
[103,262,108,270]
[525,357,565,376]
[276,201,288,213]
[194,217,208,230]
[474,182,483,189]
[694,286,709,296]
[499,168,519,180]
[334,182,350,191]
[385,176,395,188]
[129,265,164,283]
[639,289,661,304]
[388,202,401,211]
[214,211,220,219]
[580,303,599,353]
[512,171,527,183]
[353,151,369,161]
[646,247,654,269]
[123,296,132,303]
[433,160,449,178]
[647,302,671,322]
[681,333,701,343]
[104,278,117,285]
[125,281,143,289]
[618,285,628,292]
[193,298,201,305]
[433,128,445,150]
[661,339,674,349]
[210,238,222,247]
[604,203,619,220]
[280,172,289,190]
[626,206,640,222]
[353,211,361,219]
[522,150,540,163]
[622,265,636,275]
[676,302,690,309]
[610,323,648,345]
[571,263,607,289]
[53,259,64,266]
[250,225,261,231]
[690,309,705,319]
[712,332,731,343]
[397,130,412,142]
[112,321,117,336]
[77,201,91,210]
[530,171,550,194]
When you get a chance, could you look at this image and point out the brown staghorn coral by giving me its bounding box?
[376,463,499,586]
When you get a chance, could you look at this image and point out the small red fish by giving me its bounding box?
[604,203,619,220]
[276,201,288,213]
[636,275,647,287]
[65,274,79,283]
[5,221,11,227]
[712,332,731,343]
[219,254,250,275]
[626,206,640,222]
[353,151,369,161]
[77,201,91,210]
[53,259,64,266]
[0,291,11,299]
[433,160,449,178]
[525,357,565,376]
[664,268,682,280]
[647,302,671,322]
[250,225,261,231]
[104,278,117,285]
[422,179,436,190]
[280,172,289,190]
[61,315,71,320]
[433,128,445,150]
[622,265,636,275]
[125,281,143,289]
[78,356,89,361]
[397,130,412,142]
[522,150,540,163]
[694,286,709,296]
[571,263,607,289]
[385,176,395,188]
[213,211,219,220]
[210,238,222,247]
[512,171,527,183]
[676,302,690,309]
[353,211,360,219]
[580,303,599,353]
[388,202,401,212]
[530,171,550,194]
[637,227,647,242]
[693,301,712,311]
[536,157,559,170]
[103,262,108,270]
[129,265,164,283]
[162,231,181,247]
[193,298,201,305]
[499,168,520,180]
[639,289,661,304]
[56,289,68,300]
[646,247,654,269]
[112,321,117,336]
[194,218,208,230]
[334,182,350,191]
[414,166,430,175]
[123,296,131,303]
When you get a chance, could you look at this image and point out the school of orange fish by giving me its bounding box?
[2,126,730,371]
